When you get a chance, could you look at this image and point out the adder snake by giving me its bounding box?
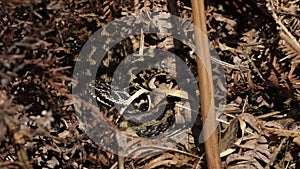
[91,54,193,137]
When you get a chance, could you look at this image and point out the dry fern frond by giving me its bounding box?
[241,29,263,45]
[278,39,300,62]
[223,114,272,169]
[145,152,195,168]
[295,89,300,101]
[131,152,197,169]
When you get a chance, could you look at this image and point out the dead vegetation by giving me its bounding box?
[0,0,300,168]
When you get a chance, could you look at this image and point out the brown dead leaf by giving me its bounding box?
[220,118,239,153]
[226,153,263,169]
[223,113,272,168]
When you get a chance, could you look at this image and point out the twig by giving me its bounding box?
[118,156,124,169]
[263,127,300,137]
[116,134,126,169]
[110,162,118,169]
[256,111,282,119]
[242,95,248,113]
[210,56,249,71]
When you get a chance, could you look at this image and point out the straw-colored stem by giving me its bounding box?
[191,0,222,168]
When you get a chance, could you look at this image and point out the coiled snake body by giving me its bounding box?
[92,55,190,137]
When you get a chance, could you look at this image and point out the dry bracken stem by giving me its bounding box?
[271,12,300,55]
[191,0,222,168]
[116,133,125,169]
[118,156,124,169]
[110,161,118,169]
[210,56,249,70]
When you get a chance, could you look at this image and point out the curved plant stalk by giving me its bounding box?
[191,0,222,168]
